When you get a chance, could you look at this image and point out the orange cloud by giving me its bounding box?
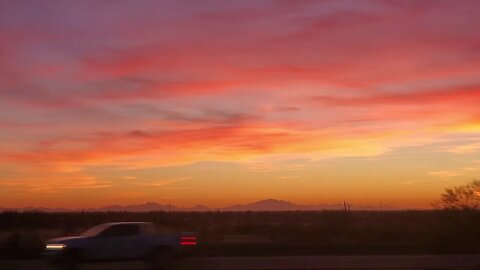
[0,175,111,194]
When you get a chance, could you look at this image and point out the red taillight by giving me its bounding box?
[180,236,197,246]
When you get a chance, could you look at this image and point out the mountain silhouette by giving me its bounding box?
[0,199,395,212]
[96,202,178,212]
[222,199,305,211]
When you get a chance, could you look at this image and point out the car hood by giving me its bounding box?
[46,236,85,244]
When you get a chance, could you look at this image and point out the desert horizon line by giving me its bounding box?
[0,198,433,212]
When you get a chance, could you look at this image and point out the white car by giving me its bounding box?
[43,222,197,270]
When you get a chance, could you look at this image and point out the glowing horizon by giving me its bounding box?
[0,0,479,209]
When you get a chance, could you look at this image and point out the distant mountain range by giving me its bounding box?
[222,199,344,211]
[0,199,396,212]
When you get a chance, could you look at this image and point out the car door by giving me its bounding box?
[111,225,147,259]
[87,224,141,260]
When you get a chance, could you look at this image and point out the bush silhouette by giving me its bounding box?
[434,180,480,210]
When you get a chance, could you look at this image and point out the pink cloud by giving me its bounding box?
[311,84,480,107]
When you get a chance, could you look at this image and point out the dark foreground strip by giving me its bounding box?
[2,255,480,270]
[197,255,480,269]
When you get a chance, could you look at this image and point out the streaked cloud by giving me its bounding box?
[0,176,111,194]
[428,171,460,178]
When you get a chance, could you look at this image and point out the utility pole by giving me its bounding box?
[343,201,351,212]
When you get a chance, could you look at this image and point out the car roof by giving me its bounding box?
[103,222,152,226]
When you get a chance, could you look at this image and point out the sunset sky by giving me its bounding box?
[0,0,479,209]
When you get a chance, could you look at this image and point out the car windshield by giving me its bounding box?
[81,224,109,237]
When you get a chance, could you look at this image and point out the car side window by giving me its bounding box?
[100,224,139,238]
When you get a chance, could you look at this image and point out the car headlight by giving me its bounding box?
[45,243,66,250]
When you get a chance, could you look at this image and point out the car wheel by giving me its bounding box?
[54,249,82,270]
